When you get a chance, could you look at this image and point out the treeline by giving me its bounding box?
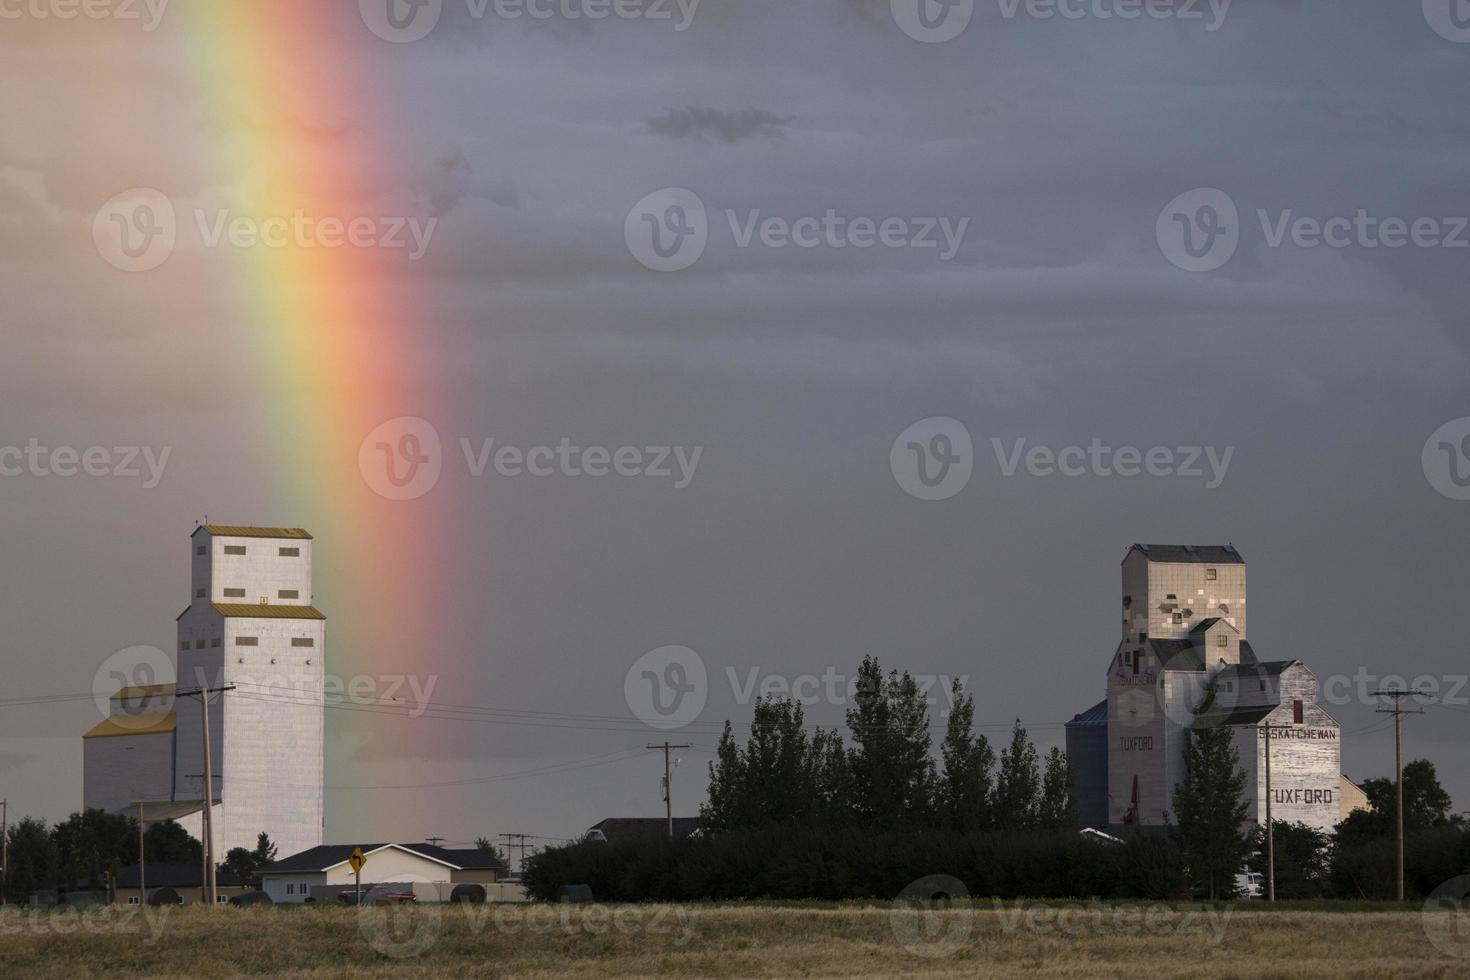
[702,656,1076,833]
[2,809,201,902]
[523,826,1184,903]
[2,808,279,902]
[524,658,1469,903]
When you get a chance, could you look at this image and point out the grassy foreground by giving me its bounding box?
[1,901,1466,978]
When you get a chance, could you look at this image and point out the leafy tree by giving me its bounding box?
[994,720,1041,829]
[937,679,994,832]
[3,817,54,903]
[743,698,814,824]
[845,658,935,829]
[475,837,510,868]
[219,832,278,885]
[1171,712,1250,899]
[49,809,136,888]
[1250,821,1330,899]
[702,721,747,831]
[143,821,203,866]
[1338,760,1457,843]
[808,727,852,826]
[1038,747,1078,829]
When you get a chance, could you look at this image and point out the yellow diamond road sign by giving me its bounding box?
[349,847,367,874]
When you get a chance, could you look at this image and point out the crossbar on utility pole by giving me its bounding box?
[646,743,690,839]
[1374,689,1426,904]
[178,685,234,909]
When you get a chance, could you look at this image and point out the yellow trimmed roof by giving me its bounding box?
[194,525,313,540]
[111,683,176,700]
[213,603,326,620]
[84,713,176,739]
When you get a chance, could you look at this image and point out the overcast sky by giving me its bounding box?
[3,0,1469,852]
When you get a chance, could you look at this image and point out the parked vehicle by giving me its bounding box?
[338,885,417,905]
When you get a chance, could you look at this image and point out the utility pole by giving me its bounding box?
[138,802,145,905]
[1375,689,1426,903]
[1262,723,1274,902]
[498,833,532,876]
[179,685,234,909]
[646,742,690,839]
[1,798,8,907]
[425,837,446,848]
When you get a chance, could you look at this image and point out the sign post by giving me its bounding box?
[349,847,367,906]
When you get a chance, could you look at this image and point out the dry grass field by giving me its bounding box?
[1,901,1467,979]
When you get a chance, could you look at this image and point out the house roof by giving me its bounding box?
[1067,700,1108,728]
[1219,660,1297,680]
[1189,617,1239,635]
[193,525,313,540]
[1193,703,1276,728]
[1129,544,1244,565]
[103,863,250,890]
[1148,638,1205,672]
[258,843,505,876]
[586,818,700,844]
[111,683,176,700]
[83,713,176,739]
[212,603,326,620]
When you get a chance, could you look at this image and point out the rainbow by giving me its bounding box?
[172,5,450,731]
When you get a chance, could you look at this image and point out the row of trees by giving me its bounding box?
[1,809,278,902]
[702,656,1077,833]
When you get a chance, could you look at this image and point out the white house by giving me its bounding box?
[257,843,509,903]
